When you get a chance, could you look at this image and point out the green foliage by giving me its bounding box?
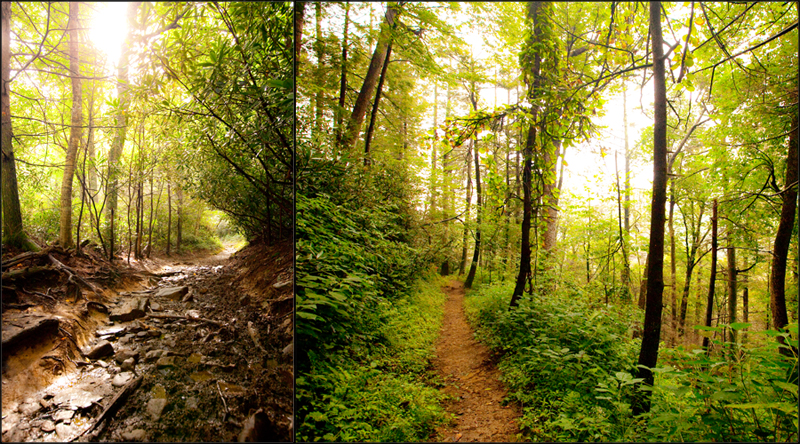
[296,276,450,442]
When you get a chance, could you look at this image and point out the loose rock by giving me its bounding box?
[154,286,188,300]
[146,398,168,420]
[121,358,136,372]
[121,429,147,441]
[85,340,114,360]
[40,420,56,432]
[53,410,75,422]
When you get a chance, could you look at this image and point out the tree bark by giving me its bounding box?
[104,2,140,259]
[340,4,399,151]
[769,108,798,334]
[668,182,677,342]
[335,2,349,144]
[363,41,393,163]
[459,143,472,276]
[58,1,83,249]
[727,238,737,344]
[678,203,704,337]
[703,199,718,351]
[465,138,482,289]
[294,1,304,78]
[166,183,172,256]
[1,2,37,251]
[632,1,668,416]
[314,1,323,133]
[511,2,544,308]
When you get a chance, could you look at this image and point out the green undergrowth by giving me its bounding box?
[464,281,799,442]
[296,274,450,442]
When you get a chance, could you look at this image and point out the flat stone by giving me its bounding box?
[52,388,102,410]
[187,353,203,364]
[85,340,114,360]
[186,397,198,409]
[112,371,134,387]
[109,297,150,322]
[40,419,56,432]
[149,302,161,311]
[96,326,126,338]
[1,314,59,352]
[147,329,161,337]
[146,398,167,420]
[145,350,164,361]
[153,286,188,301]
[121,429,147,441]
[156,356,175,368]
[53,410,75,422]
[189,371,213,383]
[121,358,136,372]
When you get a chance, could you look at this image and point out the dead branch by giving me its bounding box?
[48,254,101,296]
[1,266,55,281]
[73,375,143,442]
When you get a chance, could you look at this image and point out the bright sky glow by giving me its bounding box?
[87,2,128,69]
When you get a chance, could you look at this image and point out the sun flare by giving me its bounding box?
[87,2,128,68]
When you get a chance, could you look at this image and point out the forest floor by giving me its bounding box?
[432,280,521,442]
[1,240,293,442]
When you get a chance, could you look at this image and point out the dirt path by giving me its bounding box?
[432,280,521,442]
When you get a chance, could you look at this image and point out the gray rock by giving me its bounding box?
[115,348,139,364]
[149,302,161,311]
[55,423,74,440]
[53,410,74,422]
[112,372,134,387]
[282,341,293,357]
[96,326,126,338]
[145,349,164,361]
[154,286,188,300]
[18,401,42,416]
[121,358,136,372]
[109,297,150,322]
[121,429,147,441]
[40,420,56,432]
[85,340,114,360]
[146,398,167,420]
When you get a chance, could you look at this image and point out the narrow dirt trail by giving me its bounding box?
[432,280,521,442]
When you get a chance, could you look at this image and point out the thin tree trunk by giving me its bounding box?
[59,1,83,249]
[176,187,183,254]
[702,199,718,351]
[335,1,350,144]
[340,4,399,151]
[727,237,737,344]
[314,2,323,133]
[615,151,631,301]
[363,41,393,163]
[166,183,171,256]
[632,1,668,416]
[668,182,677,342]
[465,137,482,289]
[294,1,304,78]
[679,204,704,336]
[459,143,472,276]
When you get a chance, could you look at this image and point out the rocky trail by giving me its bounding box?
[432,281,521,442]
[1,241,293,442]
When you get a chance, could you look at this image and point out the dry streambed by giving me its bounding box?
[2,249,293,442]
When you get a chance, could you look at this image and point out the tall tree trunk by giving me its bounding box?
[1,2,37,251]
[335,2,349,144]
[459,144,472,275]
[465,138,482,289]
[727,238,737,344]
[702,199,718,351]
[769,107,798,336]
[430,81,438,212]
[638,255,649,309]
[668,181,677,342]
[623,85,631,236]
[679,204,704,336]
[340,4,399,151]
[104,2,140,259]
[294,1,304,78]
[59,1,83,248]
[632,1,668,416]
[363,41,392,163]
[541,139,560,254]
[176,187,183,254]
[616,151,631,301]
[511,1,544,308]
[314,1,323,133]
[166,183,172,256]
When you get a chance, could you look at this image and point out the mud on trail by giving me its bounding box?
[432,281,521,442]
[1,241,293,442]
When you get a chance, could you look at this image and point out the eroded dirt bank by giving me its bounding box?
[1,241,292,442]
[432,280,521,442]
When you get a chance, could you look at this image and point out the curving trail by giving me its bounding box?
[432,280,521,442]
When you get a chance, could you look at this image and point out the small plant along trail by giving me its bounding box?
[432,280,521,442]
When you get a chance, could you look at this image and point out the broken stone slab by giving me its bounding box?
[156,355,175,368]
[109,297,150,322]
[145,349,165,361]
[55,422,74,440]
[96,326,126,338]
[84,340,114,360]
[40,419,56,432]
[153,286,188,301]
[52,387,103,410]
[17,399,42,416]
[146,398,167,420]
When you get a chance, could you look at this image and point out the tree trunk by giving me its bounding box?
[615,151,631,301]
[166,183,172,256]
[511,1,544,308]
[638,255,648,309]
[459,143,472,276]
[314,1,323,133]
[1,2,37,251]
[363,41,393,163]
[104,2,140,259]
[59,1,83,249]
[702,199,718,351]
[769,107,798,334]
[335,2,349,144]
[541,139,560,254]
[176,187,183,254]
[340,4,399,151]
[623,85,631,236]
[465,138,482,289]
[632,1,668,416]
[294,1,304,78]
[668,182,677,342]
[679,204,704,336]
[727,238,737,344]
